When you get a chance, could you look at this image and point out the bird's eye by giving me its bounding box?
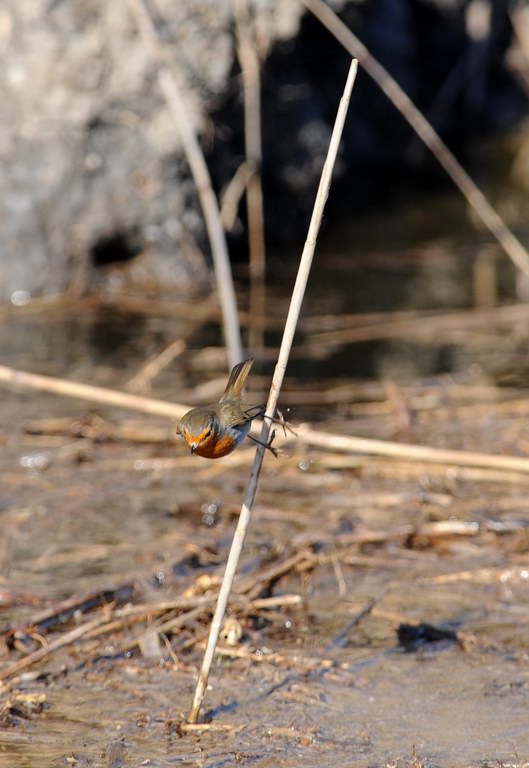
[204,429,212,439]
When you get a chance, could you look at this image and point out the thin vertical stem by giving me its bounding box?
[127,0,243,366]
[232,0,267,355]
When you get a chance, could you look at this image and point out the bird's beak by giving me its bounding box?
[190,442,198,454]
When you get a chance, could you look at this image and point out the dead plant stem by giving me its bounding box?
[297,425,529,474]
[126,0,243,366]
[4,363,529,475]
[301,0,529,280]
[127,338,186,392]
[233,0,267,354]
[0,364,188,420]
[0,618,102,681]
[187,58,359,724]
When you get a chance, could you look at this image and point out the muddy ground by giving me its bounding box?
[1,293,529,768]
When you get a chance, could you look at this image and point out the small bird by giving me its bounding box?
[177,358,273,459]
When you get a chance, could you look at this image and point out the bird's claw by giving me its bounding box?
[264,409,297,438]
[249,429,279,458]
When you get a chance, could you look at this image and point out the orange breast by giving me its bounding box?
[193,433,238,459]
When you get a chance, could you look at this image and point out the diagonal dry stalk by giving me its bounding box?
[6,362,529,475]
[127,338,186,392]
[301,0,529,281]
[126,0,243,367]
[0,364,189,420]
[187,58,360,724]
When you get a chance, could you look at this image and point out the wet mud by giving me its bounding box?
[1,295,529,768]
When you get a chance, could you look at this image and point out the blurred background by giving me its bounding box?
[2,0,529,376]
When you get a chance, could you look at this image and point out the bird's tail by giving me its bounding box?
[220,357,254,401]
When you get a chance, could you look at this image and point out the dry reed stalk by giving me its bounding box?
[127,338,186,392]
[187,59,360,724]
[249,594,303,609]
[301,0,529,281]
[304,302,529,348]
[197,642,334,672]
[0,294,80,318]
[4,362,529,477]
[126,0,243,367]
[101,294,289,331]
[185,60,358,723]
[124,606,208,651]
[178,723,244,734]
[235,548,315,597]
[417,568,506,585]
[296,424,529,474]
[220,162,255,230]
[233,0,267,355]
[326,590,388,651]
[257,726,319,740]
[25,415,175,445]
[0,583,303,681]
[0,618,102,681]
[300,307,442,334]
[361,458,529,486]
[99,295,220,322]
[473,247,498,308]
[0,364,188,420]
